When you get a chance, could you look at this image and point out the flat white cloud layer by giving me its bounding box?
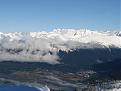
[0,29,121,64]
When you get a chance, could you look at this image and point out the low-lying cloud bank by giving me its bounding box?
[0,29,121,64]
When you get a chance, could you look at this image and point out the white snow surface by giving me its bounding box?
[0,29,121,64]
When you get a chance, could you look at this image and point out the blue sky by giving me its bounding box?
[0,0,120,32]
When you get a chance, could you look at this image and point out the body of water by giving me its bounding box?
[0,85,41,91]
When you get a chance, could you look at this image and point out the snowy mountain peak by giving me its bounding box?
[0,29,121,48]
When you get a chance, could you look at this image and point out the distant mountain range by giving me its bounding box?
[0,29,121,64]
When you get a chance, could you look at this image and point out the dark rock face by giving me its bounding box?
[58,48,121,72]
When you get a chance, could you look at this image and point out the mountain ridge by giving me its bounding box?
[0,29,121,64]
[0,29,121,47]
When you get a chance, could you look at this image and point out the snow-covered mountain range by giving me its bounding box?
[0,29,121,64]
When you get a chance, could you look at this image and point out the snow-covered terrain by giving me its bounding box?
[0,29,121,64]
